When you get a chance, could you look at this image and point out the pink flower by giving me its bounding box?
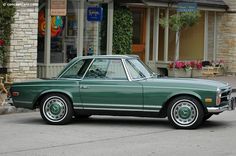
[0,39,5,46]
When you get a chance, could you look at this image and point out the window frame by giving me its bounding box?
[82,58,129,81]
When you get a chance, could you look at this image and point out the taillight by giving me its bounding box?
[12,92,20,97]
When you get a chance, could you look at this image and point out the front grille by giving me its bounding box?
[221,87,232,103]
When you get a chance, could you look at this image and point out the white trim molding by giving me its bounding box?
[145,8,151,63]
[164,8,169,62]
[204,11,208,60]
[153,7,160,62]
[106,1,114,55]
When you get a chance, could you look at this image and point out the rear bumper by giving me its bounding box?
[207,97,236,113]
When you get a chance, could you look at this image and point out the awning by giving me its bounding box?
[117,0,229,11]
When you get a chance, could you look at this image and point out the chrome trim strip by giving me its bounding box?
[76,103,162,109]
[122,58,132,81]
[14,100,32,104]
[74,107,160,112]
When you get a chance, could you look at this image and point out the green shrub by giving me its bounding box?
[113,7,133,54]
[0,0,15,67]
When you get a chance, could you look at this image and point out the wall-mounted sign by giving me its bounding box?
[177,3,197,12]
[51,0,67,16]
[87,7,103,22]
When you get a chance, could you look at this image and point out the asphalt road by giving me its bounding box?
[0,108,236,156]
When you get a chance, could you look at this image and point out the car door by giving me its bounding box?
[79,58,143,111]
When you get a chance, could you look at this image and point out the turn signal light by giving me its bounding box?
[12,92,20,97]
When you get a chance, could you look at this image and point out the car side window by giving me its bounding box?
[125,60,144,79]
[61,59,92,79]
[84,58,127,80]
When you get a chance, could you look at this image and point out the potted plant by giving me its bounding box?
[168,61,192,77]
[191,61,202,77]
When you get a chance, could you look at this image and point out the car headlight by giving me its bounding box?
[216,88,221,106]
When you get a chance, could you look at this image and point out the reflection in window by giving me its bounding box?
[85,59,127,80]
[60,59,92,79]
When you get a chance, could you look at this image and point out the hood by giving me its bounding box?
[145,77,230,91]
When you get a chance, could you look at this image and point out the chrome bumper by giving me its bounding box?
[207,97,236,113]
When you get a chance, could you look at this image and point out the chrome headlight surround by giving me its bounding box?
[216,88,222,106]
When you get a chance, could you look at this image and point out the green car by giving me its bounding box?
[10,55,236,129]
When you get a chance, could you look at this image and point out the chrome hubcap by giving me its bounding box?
[171,100,198,126]
[43,96,67,122]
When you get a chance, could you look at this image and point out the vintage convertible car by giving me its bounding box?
[9,55,236,129]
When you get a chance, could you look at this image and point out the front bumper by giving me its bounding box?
[207,97,236,113]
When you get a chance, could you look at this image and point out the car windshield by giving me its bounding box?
[126,58,154,79]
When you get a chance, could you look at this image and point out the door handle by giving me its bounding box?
[80,85,89,89]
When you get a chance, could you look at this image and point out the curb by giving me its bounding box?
[0,105,36,115]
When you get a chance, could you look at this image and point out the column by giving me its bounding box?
[204,11,208,60]
[44,0,51,65]
[153,8,159,62]
[164,8,169,62]
[77,0,85,57]
[106,1,114,55]
[145,8,151,63]
[213,12,217,61]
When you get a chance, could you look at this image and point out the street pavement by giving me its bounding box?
[0,110,236,156]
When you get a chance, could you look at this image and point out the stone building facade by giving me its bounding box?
[7,0,236,81]
[217,0,236,74]
[9,0,38,81]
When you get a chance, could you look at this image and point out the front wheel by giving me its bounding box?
[40,93,73,125]
[203,113,213,122]
[167,96,204,129]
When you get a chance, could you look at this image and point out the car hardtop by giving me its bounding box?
[74,55,139,60]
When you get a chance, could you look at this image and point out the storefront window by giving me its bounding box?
[37,0,46,63]
[179,12,204,60]
[50,0,79,63]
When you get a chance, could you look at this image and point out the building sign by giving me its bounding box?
[51,0,67,16]
[177,3,197,12]
[87,7,103,22]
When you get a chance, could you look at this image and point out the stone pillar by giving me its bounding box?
[9,0,38,82]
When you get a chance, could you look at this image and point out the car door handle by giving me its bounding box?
[80,85,89,89]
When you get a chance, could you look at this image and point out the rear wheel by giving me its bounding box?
[167,96,204,129]
[40,93,73,125]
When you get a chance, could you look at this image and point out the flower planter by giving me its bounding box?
[191,69,202,78]
[168,68,191,78]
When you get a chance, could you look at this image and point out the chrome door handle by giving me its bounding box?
[80,85,89,89]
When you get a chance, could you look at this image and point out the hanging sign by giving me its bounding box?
[51,0,67,16]
[87,7,103,22]
[177,3,197,12]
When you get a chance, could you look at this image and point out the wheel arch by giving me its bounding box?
[33,90,74,109]
[160,92,207,117]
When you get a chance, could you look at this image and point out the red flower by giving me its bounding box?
[0,39,5,46]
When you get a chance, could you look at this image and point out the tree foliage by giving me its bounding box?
[0,0,15,67]
[112,7,133,54]
[160,11,200,32]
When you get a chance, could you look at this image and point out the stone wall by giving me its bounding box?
[216,0,236,74]
[9,0,38,82]
[217,12,236,73]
